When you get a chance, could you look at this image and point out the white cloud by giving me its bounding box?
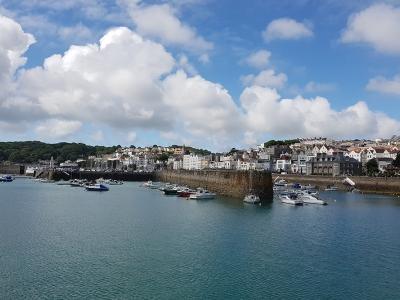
[1,13,400,148]
[121,0,213,55]
[243,50,271,69]
[366,74,400,95]
[263,18,313,41]
[241,69,287,89]
[240,86,400,139]
[341,4,400,55]
[35,119,82,139]
[162,70,243,145]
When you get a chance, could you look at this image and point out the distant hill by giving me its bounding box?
[0,141,119,164]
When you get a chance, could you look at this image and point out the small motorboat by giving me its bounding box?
[177,188,196,198]
[163,187,179,195]
[189,189,216,200]
[243,194,261,204]
[143,180,160,189]
[279,193,303,206]
[85,183,109,191]
[0,175,14,182]
[297,191,327,205]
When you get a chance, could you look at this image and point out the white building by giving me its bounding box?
[183,154,209,170]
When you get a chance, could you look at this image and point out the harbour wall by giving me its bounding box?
[155,170,273,202]
[0,164,25,175]
[48,170,153,182]
[273,174,400,195]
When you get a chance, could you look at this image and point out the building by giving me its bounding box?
[306,153,362,176]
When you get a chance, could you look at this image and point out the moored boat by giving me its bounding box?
[0,175,14,182]
[243,194,260,204]
[85,183,109,191]
[177,188,196,198]
[189,189,216,200]
[297,191,327,205]
[279,193,303,206]
[325,185,339,191]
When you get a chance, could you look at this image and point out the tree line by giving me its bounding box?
[0,141,119,164]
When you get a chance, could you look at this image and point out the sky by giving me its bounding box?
[0,0,400,151]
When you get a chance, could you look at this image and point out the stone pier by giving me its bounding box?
[155,169,273,203]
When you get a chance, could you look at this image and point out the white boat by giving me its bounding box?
[279,194,303,206]
[189,189,216,200]
[243,194,260,204]
[143,180,160,189]
[85,183,109,191]
[297,191,327,205]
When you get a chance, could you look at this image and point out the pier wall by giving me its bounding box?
[0,164,25,175]
[155,170,273,202]
[49,170,153,182]
[273,174,400,195]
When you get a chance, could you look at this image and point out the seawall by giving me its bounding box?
[48,170,153,182]
[155,170,273,202]
[273,174,400,195]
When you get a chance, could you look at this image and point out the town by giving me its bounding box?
[13,136,399,178]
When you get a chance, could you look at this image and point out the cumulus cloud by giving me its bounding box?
[341,4,400,55]
[263,18,313,41]
[1,13,400,148]
[121,0,213,55]
[243,50,271,69]
[240,86,400,139]
[35,119,82,139]
[366,74,400,95]
[241,69,287,89]
[162,70,243,144]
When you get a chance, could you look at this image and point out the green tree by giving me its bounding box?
[366,158,379,176]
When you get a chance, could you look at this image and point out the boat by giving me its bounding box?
[243,170,261,204]
[163,187,179,195]
[70,179,82,187]
[0,175,14,182]
[106,179,123,185]
[177,188,196,198]
[189,189,216,200]
[85,183,109,191]
[297,191,327,205]
[279,193,303,206]
[325,185,339,191]
[243,194,261,204]
[143,180,160,189]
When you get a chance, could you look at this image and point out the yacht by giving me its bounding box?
[189,189,216,200]
[85,183,109,191]
[297,191,327,205]
[243,194,261,204]
[279,193,303,206]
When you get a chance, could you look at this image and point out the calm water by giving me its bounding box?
[1,179,400,299]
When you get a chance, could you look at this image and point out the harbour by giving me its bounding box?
[1,178,400,299]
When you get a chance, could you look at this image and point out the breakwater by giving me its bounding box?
[0,164,25,175]
[49,170,153,182]
[155,170,273,202]
[274,174,400,195]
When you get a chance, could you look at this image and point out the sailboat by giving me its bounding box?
[243,170,261,204]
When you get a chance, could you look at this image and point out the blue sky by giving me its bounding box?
[0,0,400,150]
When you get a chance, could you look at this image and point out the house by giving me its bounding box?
[306,153,362,176]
